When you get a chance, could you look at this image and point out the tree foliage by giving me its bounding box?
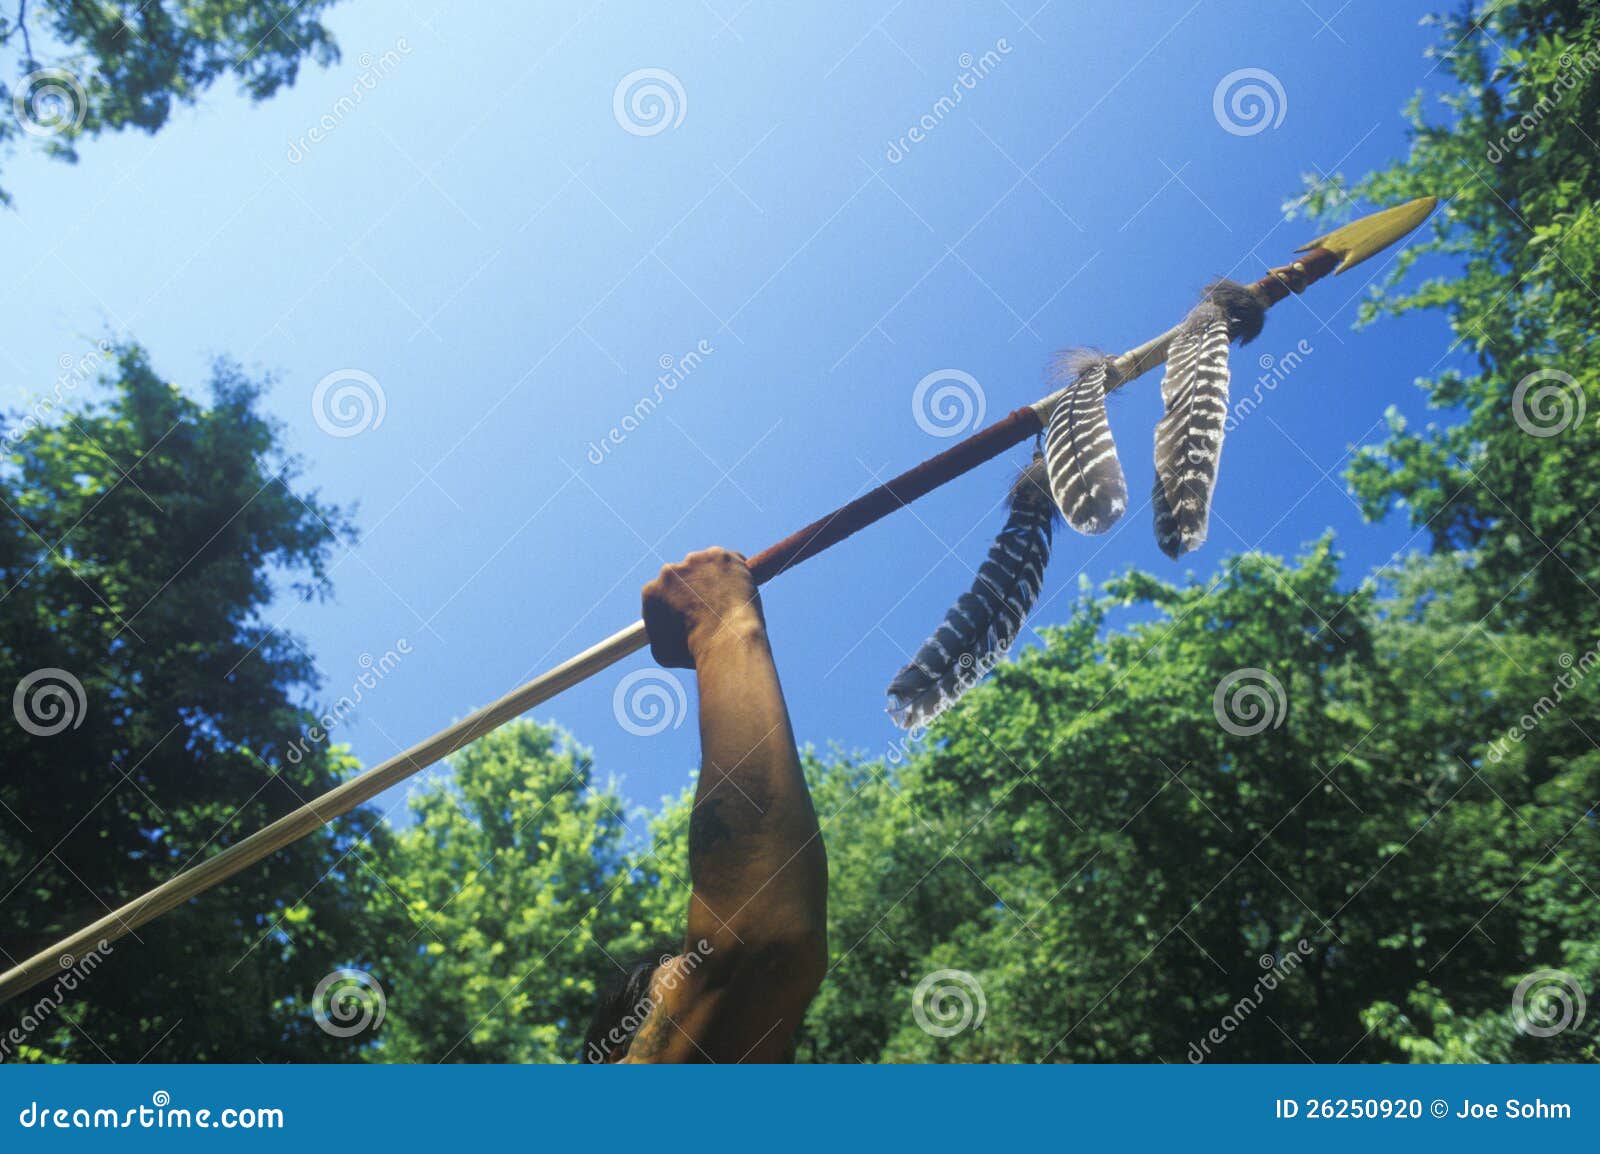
[0,343,381,1061]
[792,546,1598,1062]
[1284,0,1600,1060]
[363,722,684,1063]
[1302,0,1600,636]
[0,0,342,202]
[8,0,1598,1064]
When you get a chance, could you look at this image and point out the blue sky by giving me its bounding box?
[1,1,1464,827]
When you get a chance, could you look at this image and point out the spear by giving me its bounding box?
[0,195,1436,1005]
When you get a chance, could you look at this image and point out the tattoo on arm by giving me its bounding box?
[629,1008,673,1061]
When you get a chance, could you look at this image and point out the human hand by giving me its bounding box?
[641,548,766,668]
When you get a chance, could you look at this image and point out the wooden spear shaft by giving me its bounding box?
[0,197,1435,1005]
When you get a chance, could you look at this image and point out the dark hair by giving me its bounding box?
[581,952,667,1063]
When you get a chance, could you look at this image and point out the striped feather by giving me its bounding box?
[1043,355,1127,535]
[887,457,1057,728]
[1149,281,1266,558]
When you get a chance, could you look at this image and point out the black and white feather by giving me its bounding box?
[1043,354,1127,535]
[886,457,1058,729]
[1151,280,1265,559]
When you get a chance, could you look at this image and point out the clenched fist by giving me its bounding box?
[641,548,766,668]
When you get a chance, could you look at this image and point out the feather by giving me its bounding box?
[1151,280,1266,558]
[1043,354,1128,535]
[886,457,1057,728]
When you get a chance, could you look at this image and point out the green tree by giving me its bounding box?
[1291,0,1600,1061]
[1302,1,1600,637]
[794,546,1597,1062]
[0,342,382,1061]
[0,0,343,202]
[332,0,1600,1065]
[790,0,1600,1066]
[367,720,685,1063]
[792,750,985,1063]
[15,0,1595,1069]
[353,544,1597,1064]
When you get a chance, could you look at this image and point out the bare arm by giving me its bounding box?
[626,549,828,1062]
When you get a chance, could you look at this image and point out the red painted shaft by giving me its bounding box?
[747,407,1044,583]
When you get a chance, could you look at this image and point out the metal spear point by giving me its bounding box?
[0,195,1437,1005]
[1089,195,1439,403]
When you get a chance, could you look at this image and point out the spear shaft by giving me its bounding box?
[0,196,1434,1005]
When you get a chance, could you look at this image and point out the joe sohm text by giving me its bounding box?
[1274,1097,1573,1121]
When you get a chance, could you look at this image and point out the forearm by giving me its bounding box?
[686,619,826,952]
[630,548,828,1061]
